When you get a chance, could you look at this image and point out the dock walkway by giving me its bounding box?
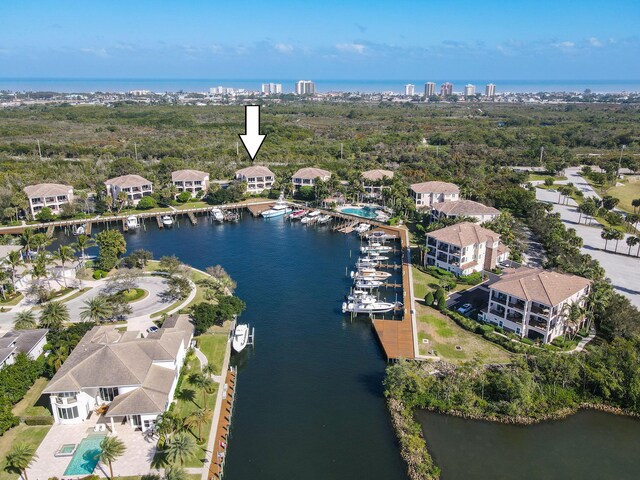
[207,367,237,480]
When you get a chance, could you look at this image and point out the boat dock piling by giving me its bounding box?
[208,367,237,480]
[156,215,164,229]
[122,218,129,232]
[188,211,198,225]
[46,224,55,237]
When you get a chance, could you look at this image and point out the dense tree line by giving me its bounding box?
[0,354,45,435]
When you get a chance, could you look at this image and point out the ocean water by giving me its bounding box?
[1,77,638,94]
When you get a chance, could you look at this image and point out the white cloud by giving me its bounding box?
[589,37,603,47]
[80,47,108,58]
[335,43,365,54]
[551,41,575,48]
[274,43,293,54]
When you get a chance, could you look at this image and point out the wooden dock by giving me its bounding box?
[156,215,164,229]
[187,211,197,225]
[247,203,274,217]
[208,367,237,480]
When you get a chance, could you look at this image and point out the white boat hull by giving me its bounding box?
[232,325,249,352]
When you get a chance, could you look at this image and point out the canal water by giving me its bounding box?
[83,216,408,480]
[416,409,640,480]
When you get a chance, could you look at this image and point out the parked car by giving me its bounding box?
[457,303,473,315]
[146,325,159,334]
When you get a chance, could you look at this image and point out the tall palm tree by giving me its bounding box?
[14,310,37,330]
[164,466,189,480]
[74,234,96,262]
[47,342,70,372]
[189,373,213,407]
[156,411,181,447]
[185,408,212,443]
[5,250,23,292]
[52,245,75,288]
[600,227,616,251]
[19,229,36,262]
[30,252,50,291]
[5,442,38,480]
[163,432,197,466]
[98,436,126,480]
[611,229,624,253]
[39,301,69,329]
[626,236,640,256]
[0,269,8,300]
[79,295,113,323]
[203,363,216,380]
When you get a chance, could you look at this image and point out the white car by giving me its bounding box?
[146,326,159,334]
[457,303,473,314]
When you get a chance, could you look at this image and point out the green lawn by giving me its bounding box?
[174,201,209,210]
[609,178,640,214]
[0,293,23,307]
[412,266,439,300]
[56,287,91,304]
[416,304,512,364]
[119,287,148,303]
[197,334,228,375]
[0,425,51,480]
[12,378,51,418]
[527,173,568,182]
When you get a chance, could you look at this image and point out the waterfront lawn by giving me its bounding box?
[412,266,439,299]
[197,334,228,375]
[527,173,567,183]
[174,201,209,210]
[0,425,51,480]
[609,178,640,214]
[417,304,512,364]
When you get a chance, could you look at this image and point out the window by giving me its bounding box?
[99,387,118,402]
[57,405,79,420]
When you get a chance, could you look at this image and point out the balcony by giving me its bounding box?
[491,293,507,305]
[531,303,551,316]
[508,299,526,311]
[529,316,548,330]
[427,238,437,248]
[55,395,78,405]
[142,185,152,191]
[489,307,505,317]
[436,254,449,263]
[437,242,449,252]
[506,311,523,324]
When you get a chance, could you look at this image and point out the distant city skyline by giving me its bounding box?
[1,0,639,80]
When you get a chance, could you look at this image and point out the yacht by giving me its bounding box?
[354,278,384,290]
[342,297,398,314]
[351,269,392,281]
[232,324,249,353]
[355,223,371,234]
[346,289,376,302]
[211,208,225,222]
[361,243,393,254]
[161,215,174,227]
[126,215,140,229]
[316,214,332,224]
[261,194,292,218]
[366,231,396,242]
[289,209,308,220]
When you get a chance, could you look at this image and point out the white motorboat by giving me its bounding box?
[342,297,398,314]
[355,223,371,233]
[354,279,384,289]
[211,208,224,222]
[301,210,321,224]
[366,231,396,242]
[346,289,376,302]
[72,225,85,236]
[126,215,140,229]
[351,269,392,281]
[356,258,379,269]
[224,211,239,222]
[316,214,332,224]
[161,215,174,227]
[232,324,249,353]
[262,194,292,218]
[361,243,393,254]
[289,209,307,220]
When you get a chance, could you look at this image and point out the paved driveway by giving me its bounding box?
[535,167,640,308]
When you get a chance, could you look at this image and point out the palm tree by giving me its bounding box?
[164,466,189,480]
[163,432,197,466]
[156,411,181,446]
[30,252,51,291]
[203,363,216,380]
[75,234,96,263]
[600,227,616,251]
[189,373,213,407]
[5,250,23,291]
[80,295,113,323]
[19,228,36,262]
[39,301,69,329]
[52,245,75,288]
[14,310,37,330]
[611,229,624,253]
[98,436,126,480]
[626,236,640,256]
[46,342,70,371]
[5,442,38,480]
[632,198,640,213]
[185,407,213,443]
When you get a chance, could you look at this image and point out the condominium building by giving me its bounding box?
[261,83,282,95]
[295,80,315,95]
[104,174,153,206]
[425,222,505,276]
[171,169,210,197]
[410,181,460,208]
[424,82,436,97]
[24,183,74,217]
[235,166,275,194]
[361,169,394,198]
[440,82,453,96]
[430,199,500,224]
[43,316,193,433]
[292,167,331,189]
[464,84,476,96]
[485,83,496,97]
[481,267,591,343]
[404,84,415,96]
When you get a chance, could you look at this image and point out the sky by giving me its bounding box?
[1,0,639,81]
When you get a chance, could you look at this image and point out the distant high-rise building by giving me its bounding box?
[295,80,315,95]
[424,82,436,97]
[485,83,496,97]
[262,83,282,95]
[404,84,415,96]
[440,82,453,96]
[464,84,476,96]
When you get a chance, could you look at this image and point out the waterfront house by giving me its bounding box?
[410,181,459,209]
[425,222,506,276]
[235,166,275,194]
[171,169,210,197]
[24,184,74,217]
[430,199,500,224]
[361,169,394,198]
[480,267,591,343]
[292,167,331,190]
[0,329,48,369]
[104,174,153,206]
[43,315,193,433]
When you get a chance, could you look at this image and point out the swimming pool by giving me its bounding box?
[340,206,379,219]
[63,433,106,476]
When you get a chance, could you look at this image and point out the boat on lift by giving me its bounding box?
[232,324,249,353]
[161,215,174,227]
[355,223,371,234]
[346,289,376,302]
[354,278,384,290]
[316,214,332,224]
[342,297,399,314]
[126,215,140,230]
[361,243,393,254]
[261,193,292,218]
[301,210,322,224]
[211,208,225,222]
[289,209,308,220]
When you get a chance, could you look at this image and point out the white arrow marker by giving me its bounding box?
[239,105,266,161]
